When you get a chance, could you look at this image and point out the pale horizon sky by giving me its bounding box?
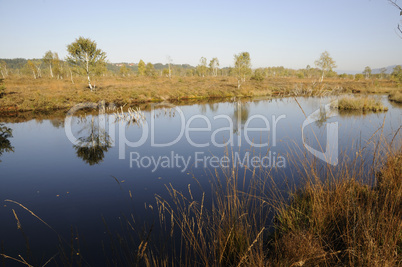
[0,0,401,72]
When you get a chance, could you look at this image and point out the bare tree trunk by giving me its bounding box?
[85,53,93,91]
[32,70,36,79]
[87,74,93,91]
[70,69,74,84]
[49,65,53,78]
[36,66,42,78]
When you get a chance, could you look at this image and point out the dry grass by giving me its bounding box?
[270,142,402,266]
[334,96,389,112]
[389,89,402,103]
[153,157,270,266]
[0,76,398,113]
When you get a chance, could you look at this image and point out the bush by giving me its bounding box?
[251,69,265,82]
[355,74,364,81]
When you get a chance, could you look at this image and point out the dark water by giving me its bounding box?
[0,96,401,266]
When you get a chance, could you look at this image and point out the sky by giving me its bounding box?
[0,0,401,72]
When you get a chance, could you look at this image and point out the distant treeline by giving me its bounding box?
[0,57,401,82]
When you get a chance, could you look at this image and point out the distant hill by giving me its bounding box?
[372,65,401,74]
[336,65,401,75]
[0,58,29,69]
[0,58,196,72]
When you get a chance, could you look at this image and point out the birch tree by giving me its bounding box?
[66,37,107,91]
[43,51,55,78]
[363,66,372,79]
[314,51,336,82]
[209,57,219,76]
[234,52,251,88]
[25,60,42,79]
[167,56,173,79]
[197,57,208,77]
[52,53,64,79]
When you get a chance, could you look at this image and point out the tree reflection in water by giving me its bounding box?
[0,123,14,162]
[73,117,112,165]
[232,101,250,134]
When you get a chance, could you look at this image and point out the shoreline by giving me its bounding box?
[0,76,399,114]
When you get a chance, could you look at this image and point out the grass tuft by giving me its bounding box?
[334,96,388,111]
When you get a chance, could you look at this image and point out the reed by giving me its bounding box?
[268,131,402,266]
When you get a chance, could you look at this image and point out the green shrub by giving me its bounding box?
[251,69,264,81]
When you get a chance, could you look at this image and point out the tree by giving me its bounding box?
[162,68,170,77]
[25,60,42,79]
[138,60,146,76]
[145,62,156,77]
[166,56,173,79]
[363,66,372,79]
[314,51,337,82]
[234,52,251,88]
[119,64,129,77]
[66,37,107,91]
[52,53,64,79]
[209,57,219,76]
[392,65,402,82]
[197,57,208,77]
[0,61,8,78]
[380,67,388,79]
[43,50,55,78]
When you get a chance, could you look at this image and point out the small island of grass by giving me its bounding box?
[333,96,388,112]
[389,90,402,103]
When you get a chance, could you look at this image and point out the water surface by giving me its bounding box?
[0,96,401,265]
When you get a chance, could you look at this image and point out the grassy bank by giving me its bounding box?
[334,96,389,111]
[0,76,398,113]
[270,147,402,266]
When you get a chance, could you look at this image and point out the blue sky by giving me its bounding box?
[0,0,401,72]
